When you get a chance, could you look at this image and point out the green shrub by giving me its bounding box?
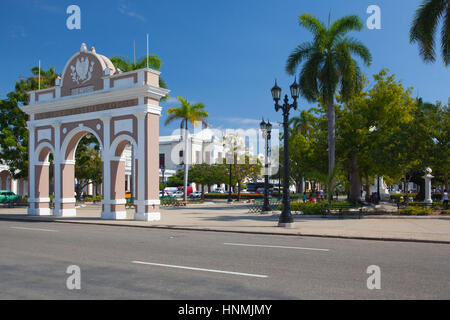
[391,193,418,201]
[432,193,443,201]
[398,206,432,216]
[84,195,102,202]
[277,201,327,215]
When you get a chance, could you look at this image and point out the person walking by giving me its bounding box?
[443,189,449,210]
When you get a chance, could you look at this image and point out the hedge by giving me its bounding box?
[398,207,432,216]
[204,193,264,200]
[277,201,355,215]
[391,193,443,201]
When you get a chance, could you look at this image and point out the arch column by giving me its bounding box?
[53,159,77,217]
[134,112,160,221]
[29,160,51,216]
[102,158,127,219]
[27,124,51,216]
[100,116,126,219]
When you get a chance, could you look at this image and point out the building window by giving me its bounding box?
[196,151,201,164]
[205,151,211,164]
[159,153,165,168]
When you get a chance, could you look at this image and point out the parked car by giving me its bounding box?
[211,188,225,194]
[0,191,21,203]
[164,187,178,196]
[173,191,184,198]
[189,191,202,199]
[256,187,273,195]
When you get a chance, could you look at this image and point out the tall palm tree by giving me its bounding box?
[410,0,450,66]
[110,55,169,100]
[165,97,209,201]
[286,13,372,199]
[289,110,314,137]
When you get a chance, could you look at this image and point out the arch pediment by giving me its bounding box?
[60,44,115,97]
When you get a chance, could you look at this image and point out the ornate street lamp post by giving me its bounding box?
[227,163,233,204]
[160,164,166,183]
[271,78,299,228]
[260,119,272,213]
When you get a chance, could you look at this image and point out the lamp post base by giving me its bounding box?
[278,222,295,228]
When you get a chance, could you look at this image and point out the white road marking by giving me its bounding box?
[10,226,59,233]
[132,260,268,278]
[223,242,330,252]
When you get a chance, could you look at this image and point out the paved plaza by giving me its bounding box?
[1,202,449,243]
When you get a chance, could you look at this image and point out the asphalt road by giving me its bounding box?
[0,220,449,299]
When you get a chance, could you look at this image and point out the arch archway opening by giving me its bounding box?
[102,137,136,220]
[57,131,103,217]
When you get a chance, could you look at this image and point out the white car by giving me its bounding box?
[173,191,184,198]
[189,191,202,199]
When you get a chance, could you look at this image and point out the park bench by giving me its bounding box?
[1,198,29,208]
[247,198,281,214]
[125,197,135,208]
[160,196,187,207]
[322,203,364,219]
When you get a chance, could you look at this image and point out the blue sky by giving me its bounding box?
[0,0,449,135]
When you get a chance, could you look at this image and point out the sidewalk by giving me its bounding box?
[0,203,449,243]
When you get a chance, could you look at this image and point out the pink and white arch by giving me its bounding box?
[21,43,169,221]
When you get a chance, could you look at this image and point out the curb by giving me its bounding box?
[1,216,449,245]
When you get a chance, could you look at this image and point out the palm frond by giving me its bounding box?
[299,13,326,38]
[335,37,372,66]
[410,0,447,63]
[286,42,315,75]
[329,15,363,40]
[298,52,323,102]
[442,5,450,66]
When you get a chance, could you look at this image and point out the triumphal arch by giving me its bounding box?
[21,43,169,221]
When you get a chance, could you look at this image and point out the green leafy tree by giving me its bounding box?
[232,154,262,201]
[189,164,228,199]
[0,66,58,180]
[165,97,209,201]
[286,13,372,200]
[167,169,185,187]
[410,0,450,66]
[337,70,416,202]
[74,135,102,199]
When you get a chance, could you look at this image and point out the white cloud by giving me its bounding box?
[118,3,146,22]
[9,25,27,39]
[219,117,261,125]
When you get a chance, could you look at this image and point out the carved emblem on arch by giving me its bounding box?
[70,57,94,85]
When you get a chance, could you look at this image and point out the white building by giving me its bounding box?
[122,128,258,193]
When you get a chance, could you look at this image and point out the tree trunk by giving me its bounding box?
[327,95,336,201]
[365,174,370,202]
[348,153,362,203]
[201,184,205,201]
[298,177,304,194]
[183,121,189,202]
[237,181,241,201]
[404,168,408,193]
